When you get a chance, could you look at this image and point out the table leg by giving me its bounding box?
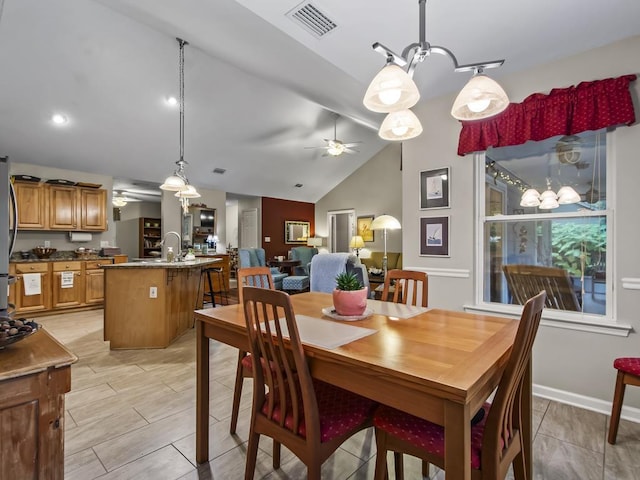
[523,360,533,479]
[196,319,210,463]
[444,400,471,480]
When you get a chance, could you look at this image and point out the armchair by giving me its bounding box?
[290,246,318,276]
[238,248,287,290]
[309,252,370,296]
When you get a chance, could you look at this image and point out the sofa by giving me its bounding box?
[361,251,403,272]
[238,248,288,290]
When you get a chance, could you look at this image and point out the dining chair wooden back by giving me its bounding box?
[230,266,276,435]
[242,286,376,480]
[373,290,546,480]
[503,264,579,311]
[608,357,640,444]
[381,269,428,307]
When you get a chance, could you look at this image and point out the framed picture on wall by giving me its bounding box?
[420,167,450,209]
[357,215,375,242]
[420,216,450,257]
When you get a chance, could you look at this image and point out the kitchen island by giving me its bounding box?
[103,258,220,349]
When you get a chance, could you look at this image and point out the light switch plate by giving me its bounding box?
[44,240,51,247]
[149,286,158,298]
[265,237,271,242]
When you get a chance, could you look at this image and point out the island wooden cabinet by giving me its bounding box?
[13,181,107,231]
[52,261,83,308]
[13,181,48,229]
[0,329,77,480]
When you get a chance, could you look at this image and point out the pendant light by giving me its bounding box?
[364,0,508,140]
[160,38,200,213]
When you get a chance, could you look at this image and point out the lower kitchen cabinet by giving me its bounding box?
[84,259,113,304]
[52,261,83,308]
[13,262,52,314]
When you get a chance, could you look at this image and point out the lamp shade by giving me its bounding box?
[451,74,509,121]
[307,237,323,247]
[174,184,201,198]
[370,215,401,230]
[556,186,581,204]
[363,64,420,113]
[378,109,423,141]
[349,236,365,249]
[160,174,186,191]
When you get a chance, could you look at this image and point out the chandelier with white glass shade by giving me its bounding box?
[364,0,509,141]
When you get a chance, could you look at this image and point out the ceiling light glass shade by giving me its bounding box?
[327,141,346,156]
[160,174,186,191]
[370,214,401,230]
[363,64,420,113]
[174,184,201,198]
[349,235,365,249]
[556,186,581,204]
[112,196,127,207]
[378,109,423,141]
[538,189,559,209]
[451,74,509,121]
[520,189,541,207]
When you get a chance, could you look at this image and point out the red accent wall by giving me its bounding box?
[262,197,315,260]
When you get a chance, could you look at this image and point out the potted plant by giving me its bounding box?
[333,271,368,316]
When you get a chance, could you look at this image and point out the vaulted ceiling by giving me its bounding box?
[0,0,639,203]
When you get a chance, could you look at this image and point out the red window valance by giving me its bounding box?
[457,74,637,156]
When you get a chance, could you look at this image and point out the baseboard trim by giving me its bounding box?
[534,384,640,423]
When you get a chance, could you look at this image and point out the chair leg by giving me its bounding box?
[272,441,281,469]
[244,431,260,480]
[608,370,627,445]
[393,452,404,480]
[307,458,322,480]
[230,350,247,434]
[374,429,389,480]
[421,460,430,479]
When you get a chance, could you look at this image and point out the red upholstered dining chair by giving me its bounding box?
[230,267,275,435]
[381,269,428,307]
[373,291,546,480]
[608,357,640,444]
[242,286,376,480]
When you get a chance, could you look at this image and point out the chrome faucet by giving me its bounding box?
[161,231,182,260]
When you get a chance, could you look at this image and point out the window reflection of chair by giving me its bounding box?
[503,264,580,311]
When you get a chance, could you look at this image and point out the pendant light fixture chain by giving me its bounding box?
[178,37,188,164]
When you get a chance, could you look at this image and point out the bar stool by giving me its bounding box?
[198,267,228,308]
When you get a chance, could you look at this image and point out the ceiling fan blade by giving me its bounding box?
[343,148,359,154]
[304,146,326,150]
[343,141,363,147]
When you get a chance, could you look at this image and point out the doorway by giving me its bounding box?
[327,209,355,253]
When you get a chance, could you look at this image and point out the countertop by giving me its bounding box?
[102,258,221,269]
[11,256,115,263]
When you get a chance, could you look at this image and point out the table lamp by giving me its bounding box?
[206,234,218,250]
[369,215,401,275]
[349,235,365,258]
[307,237,323,248]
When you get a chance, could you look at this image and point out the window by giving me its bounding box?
[477,130,611,320]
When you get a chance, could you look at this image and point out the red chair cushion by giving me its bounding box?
[373,403,492,470]
[261,380,375,442]
[241,353,253,370]
[614,357,640,376]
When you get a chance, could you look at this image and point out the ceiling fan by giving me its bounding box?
[305,114,362,157]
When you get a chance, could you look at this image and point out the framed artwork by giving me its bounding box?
[420,216,450,257]
[357,215,375,242]
[420,167,450,209]
[285,221,310,244]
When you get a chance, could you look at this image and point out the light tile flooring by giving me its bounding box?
[34,309,640,480]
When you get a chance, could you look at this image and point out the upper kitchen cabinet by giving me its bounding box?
[13,181,48,229]
[13,181,108,232]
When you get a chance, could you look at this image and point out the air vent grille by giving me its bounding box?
[294,183,303,188]
[287,2,337,38]
[213,168,226,175]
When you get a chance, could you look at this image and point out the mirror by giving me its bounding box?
[285,221,310,244]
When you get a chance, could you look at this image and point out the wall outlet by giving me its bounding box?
[44,240,51,247]
[149,286,158,298]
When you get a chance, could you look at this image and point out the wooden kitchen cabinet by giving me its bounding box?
[52,261,83,309]
[49,185,78,230]
[13,181,48,229]
[13,262,52,314]
[80,188,107,230]
[0,329,77,480]
[84,258,113,304]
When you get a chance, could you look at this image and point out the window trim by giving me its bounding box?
[472,131,628,335]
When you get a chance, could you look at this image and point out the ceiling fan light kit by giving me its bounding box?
[364,0,509,140]
[305,113,361,157]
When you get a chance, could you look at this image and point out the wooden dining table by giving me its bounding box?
[194,291,531,480]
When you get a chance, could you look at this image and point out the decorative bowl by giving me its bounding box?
[32,247,57,259]
[0,319,40,349]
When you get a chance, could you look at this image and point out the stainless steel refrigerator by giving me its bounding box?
[1,156,18,319]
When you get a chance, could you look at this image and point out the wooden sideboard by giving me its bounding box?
[0,329,77,479]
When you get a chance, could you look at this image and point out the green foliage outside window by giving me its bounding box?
[551,222,606,276]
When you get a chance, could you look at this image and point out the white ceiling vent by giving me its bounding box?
[286,2,337,38]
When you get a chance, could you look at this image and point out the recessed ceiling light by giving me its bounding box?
[51,114,68,125]
[165,96,178,106]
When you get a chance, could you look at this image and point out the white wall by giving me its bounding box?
[315,143,402,256]
[402,35,640,409]
[117,201,161,221]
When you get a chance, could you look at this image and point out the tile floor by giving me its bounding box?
[34,309,640,480]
